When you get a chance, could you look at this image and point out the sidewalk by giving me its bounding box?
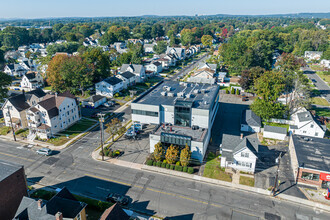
[91,149,330,213]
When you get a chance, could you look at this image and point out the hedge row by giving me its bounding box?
[146,160,194,174]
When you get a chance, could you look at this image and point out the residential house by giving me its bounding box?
[128,39,143,44]
[289,135,330,189]
[289,111,326,138]
[240,110,262,133]
[144,43,156,53]
[4,50,21,61]
[96,77,124,97]
[2,89,47,128]
[157,54,176,68]
[320,59,330,69]
[99,203,130,220]
[4,64,27,76]
[263,125,287,141]
[145,61,163,74]
[20,71,43,89]
[217,72,227,83]
[14,187,87,220]
[26,92,80,140]
[0,160,28,220]
[198,62,217,72]
[120,64,145,82]
[113,42,128,54]
[188,67,216,84]
[220,134,259,173]
[304,51,323,60]
[81,95,107,108]
[166,47,185,60]
[116,71,137,89]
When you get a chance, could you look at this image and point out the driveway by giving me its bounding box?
[108,124,156,164]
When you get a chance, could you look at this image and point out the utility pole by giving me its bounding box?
[98,113,105,161]
[7,106,16,141]
[273,152,283,196]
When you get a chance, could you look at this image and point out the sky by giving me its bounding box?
[0,0,329,19]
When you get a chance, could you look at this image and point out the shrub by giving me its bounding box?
[163,159,167,163]
[176,161,181,166]
[183,166,188,172]
[188,167,194,174]
[236,89,240,95]
[170,165,175,170]
[175,165,183,172]
[156,161,161,167]
[153,161,157,166]
[146,160,153,166]
[225,89,229,94]
[161,162,166,168]
[231,87,235,94]
[166,164,170,169]
[112,151,117,157]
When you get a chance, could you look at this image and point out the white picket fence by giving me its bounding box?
[268,118,295,125]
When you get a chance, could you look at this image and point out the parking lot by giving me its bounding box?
[108,124,156,164]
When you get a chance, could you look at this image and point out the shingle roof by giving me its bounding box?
[241,110,261,127]
[292,134,330,172]
[233,138,259,155]
[83,95,106,103]
[100,203,130,220]
[297,111,313,122]
[6,94,30,111]
[104,76,123,86]
[264,125,287,134]
[120,71,136,79]
[153,61,162,66]
[0,159,23,182]
[120,64,143,74]
[37,97,59,118]
[25,72,36,80]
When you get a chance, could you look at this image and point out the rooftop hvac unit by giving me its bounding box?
[161,91,167,96]
[177,92,185,98]
[186,94,194,98]
[193,89,200,94]
[168,92,176,97]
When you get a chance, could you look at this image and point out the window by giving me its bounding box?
[242,162,245,167]
[310,124,314,128]
[301,172,319,181]
[315,132,318,136]
[132,109,158,117]
[303,131,306,134]
[174,106,191,127]
[241,152,249,158]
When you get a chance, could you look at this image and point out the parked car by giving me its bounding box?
[311,79,317,83]
[242,96,249,101]
[106,193,129,205]
[36,148,52,156]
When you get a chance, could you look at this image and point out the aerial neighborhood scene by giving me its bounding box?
[0,0,330,219]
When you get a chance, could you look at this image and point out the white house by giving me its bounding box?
[96,77,124,97]
[4,64,27,77]
[263,125,287,141]
[240,110,262,133]
[116,71,137,89]
[166,47,185,60]
[304,51,323,60]
[26,92,80,140]
[145,61,163,74]
[289,111,326,138]
[81,95,107,108]
[120,64,145,82]
[220,134,259,173]
[20,72,43,89]
[320,59,330,69]
[198,63,217,73]
[143,43,156,53]
[187,68,215,84]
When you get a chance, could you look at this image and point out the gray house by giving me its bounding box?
[241,110,261,133]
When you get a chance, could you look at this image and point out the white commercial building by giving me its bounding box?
[131,81,220,162]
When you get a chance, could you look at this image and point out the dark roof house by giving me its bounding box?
[104,77,123,86]
[99,203,130,220]
[241,110,262,127]
[120,71,136,80]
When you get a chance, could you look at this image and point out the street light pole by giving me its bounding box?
[7,106,16,141]
[98,113,105,161]
[273,152,282,196]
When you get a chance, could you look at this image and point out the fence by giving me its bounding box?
[268,118,295,125]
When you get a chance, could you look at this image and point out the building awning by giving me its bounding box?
[320,173,330,181]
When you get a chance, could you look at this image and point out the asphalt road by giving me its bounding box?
[303,68,330,103]
[1,137,329,219]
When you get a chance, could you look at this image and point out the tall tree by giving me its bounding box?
[201,35,213,47]
[153,41,167,55]
[180,144,191,167]
[153,142,165,162]
[0,71,12,102]
[165,145,179,165]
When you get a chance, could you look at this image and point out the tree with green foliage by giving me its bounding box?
[238,67,265,91]
[151,24,164,38]
[231,87,235,94]
[165,145,179,164]
[153,41,167,55]
[180,144,191,167]
[153,142,165,162]
[180,29,194,47]
[0,71,12,102]
[201,35,213,47]
[106,118,120,142]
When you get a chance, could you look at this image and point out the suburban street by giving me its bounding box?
[0,139,329,219]
[303,68,330,103]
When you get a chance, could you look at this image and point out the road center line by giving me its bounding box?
[0,152,35,162]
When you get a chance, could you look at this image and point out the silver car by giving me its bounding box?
[36,148,52,156]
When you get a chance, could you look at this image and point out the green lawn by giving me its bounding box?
[47,118,97,146]
[203,152,232,182]
[43,86,52,90]
[239,176,255,187]
[311,107,330,117]
[0,126,11,135]
[316,71,330,85]
[263,122,289,131]
[16,128,29,138]
[311,97,330,106]
[310,64,324,71]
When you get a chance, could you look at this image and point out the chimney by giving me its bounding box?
[240,133,243,140]
[55,212,63,220]
[37,199,43,209]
